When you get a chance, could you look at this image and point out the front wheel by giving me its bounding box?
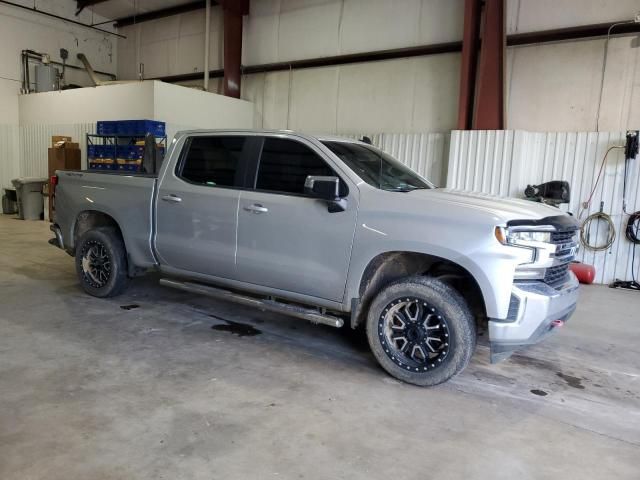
[75,227,129,298]
[366,276,476,386]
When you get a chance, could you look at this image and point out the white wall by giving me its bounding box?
[13,81,255,187]
[0,0,117,123]
[242,0,463,65]
[117,7,225,84]
[506,0,640,131]
[506,0,640,33]
[0,0,118,188]
[153,81,254,129]
[18,82,154,125]
[116,0,640,135]
[241,54,460,133]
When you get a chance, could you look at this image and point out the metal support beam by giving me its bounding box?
[221,0,249,98]
[457,0,481,130]
[204,0,211,91]
[507,21,640,46]
[154,41,461,83]
[473,0,505,129]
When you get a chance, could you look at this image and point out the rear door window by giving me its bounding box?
[179,136,246,187]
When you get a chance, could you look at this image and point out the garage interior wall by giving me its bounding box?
[0,0,117,188]
[116,0,640,134]
[448,130,640,285]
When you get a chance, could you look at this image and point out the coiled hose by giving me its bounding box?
[626,211,640,244]
[580,211,616,251]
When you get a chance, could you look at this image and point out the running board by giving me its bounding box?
[159,278,344,328]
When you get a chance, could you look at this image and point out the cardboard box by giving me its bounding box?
[48,144,80,222]
[48,146,81,178]
[51,135,72,146]
[53,141,79,149]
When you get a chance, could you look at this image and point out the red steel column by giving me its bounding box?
[473,0,505,129]
[457,0,481,130]
[222,0,249,98]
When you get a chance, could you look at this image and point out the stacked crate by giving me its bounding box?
[88,120,167,172]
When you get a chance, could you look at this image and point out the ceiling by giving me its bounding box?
[84,0,199,21]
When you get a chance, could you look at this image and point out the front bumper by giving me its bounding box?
[489,272,579,363]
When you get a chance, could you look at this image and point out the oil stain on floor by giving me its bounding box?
[556,372,585,389]
[210,317,262,337]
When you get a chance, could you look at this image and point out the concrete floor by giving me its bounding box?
[0,215,639,480]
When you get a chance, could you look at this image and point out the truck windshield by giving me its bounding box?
[322,141,432,192]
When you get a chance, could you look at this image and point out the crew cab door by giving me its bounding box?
[155,134,251,279]
[235,136,358,302]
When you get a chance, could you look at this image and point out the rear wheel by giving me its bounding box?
[75,227,129,298]
[366,276,476,386]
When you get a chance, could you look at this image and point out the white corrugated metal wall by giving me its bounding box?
[345,132,450,186]
[447,130,640,285]
[19,123,96,179]
[0,125,20,190]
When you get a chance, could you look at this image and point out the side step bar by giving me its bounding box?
[159,278,344,328]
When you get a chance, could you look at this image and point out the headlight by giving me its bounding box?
[495,226,553,267]
[494,227,551,245]
[508,231,551,243]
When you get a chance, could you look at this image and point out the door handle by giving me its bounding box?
[161,194,182,203]
[244,204,268,214]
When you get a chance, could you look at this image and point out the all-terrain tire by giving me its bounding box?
[75,227,130,298]
[366,276,476,386]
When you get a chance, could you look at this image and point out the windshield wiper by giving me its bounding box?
[388,185,427,192]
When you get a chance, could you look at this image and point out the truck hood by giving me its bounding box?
[410,188,564,224]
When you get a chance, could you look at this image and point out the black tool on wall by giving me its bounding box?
[524,180,571,207]
[610,130,640,291]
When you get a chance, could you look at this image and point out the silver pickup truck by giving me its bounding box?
[50,130,580,386]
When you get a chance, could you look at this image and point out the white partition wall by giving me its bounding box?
[2,81,256,189]
[447,130,640,285]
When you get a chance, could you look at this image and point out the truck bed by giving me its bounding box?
[54,169,158,268]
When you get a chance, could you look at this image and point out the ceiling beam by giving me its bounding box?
[114,0,219,28]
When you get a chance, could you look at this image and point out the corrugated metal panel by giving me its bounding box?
[335,132,449,186]
[448,130,640,285]
[0,124,20,190]
[19,123,96,179]
[378,133,450,186]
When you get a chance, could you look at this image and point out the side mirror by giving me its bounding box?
[304,176,347,212]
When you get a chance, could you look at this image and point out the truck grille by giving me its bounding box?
[544,263,570,287]
[550,230,576,244]
[550,229,578,257]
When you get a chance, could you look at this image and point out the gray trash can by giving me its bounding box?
[11,177,48,220]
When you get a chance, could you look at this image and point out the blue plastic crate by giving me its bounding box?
[96,121,117,135]
[89,162,117,170]
[118,163,141,172]
[102,145,117,159]
[127,145,144,159]
[115,120,165,137]
[114,145,143,160]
